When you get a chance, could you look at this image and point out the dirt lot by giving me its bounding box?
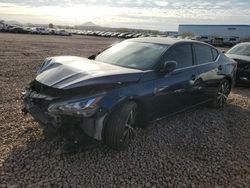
[0,33,250,187]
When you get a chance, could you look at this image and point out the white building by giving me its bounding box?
[179,25,250,39]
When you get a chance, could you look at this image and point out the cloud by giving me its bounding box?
[1,0,250,9]
[154,1,169,7]
[0,0,249,30]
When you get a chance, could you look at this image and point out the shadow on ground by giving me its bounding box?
[232,87,250,98]
[2,103,250,187]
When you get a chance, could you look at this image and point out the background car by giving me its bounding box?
[224,37,240,47]
[226,42,250,84]
[212,37,224,46]
[23,38,237,150]
[0,24,4,32]
[55,29,72,36]
[195,36,212,44]
[6,25,29,34]
[31,27,50,35]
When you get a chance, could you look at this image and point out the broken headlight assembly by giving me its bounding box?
[48,94,104,117]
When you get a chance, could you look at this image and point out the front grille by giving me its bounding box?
[30,80,62,97]
[24,93,50,112]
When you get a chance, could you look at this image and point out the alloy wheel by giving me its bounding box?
[121,106,137,144]
[217,81,230,107]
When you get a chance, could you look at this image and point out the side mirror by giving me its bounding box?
[88,54,96,60]
[160,61,177,73]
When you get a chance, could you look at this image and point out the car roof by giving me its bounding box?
[127,37,206,46]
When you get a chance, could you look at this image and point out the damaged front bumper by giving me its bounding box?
[22,89,108,141]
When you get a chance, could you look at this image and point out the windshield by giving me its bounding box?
[227,43,250,56]
[95,41,169,70]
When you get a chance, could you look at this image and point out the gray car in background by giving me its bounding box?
[226,42,250,84]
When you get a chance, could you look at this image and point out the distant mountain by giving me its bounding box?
[76,22,104,30]
[79,22,100,27]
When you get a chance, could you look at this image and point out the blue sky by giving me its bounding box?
[0,0,250,30]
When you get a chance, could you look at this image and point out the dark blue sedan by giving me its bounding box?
[23,38,237,149]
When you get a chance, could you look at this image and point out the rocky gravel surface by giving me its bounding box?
[0,33,250,188]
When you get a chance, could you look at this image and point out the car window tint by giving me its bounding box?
[95,41,168,70]
[212,48,219,60]
[164,44,193,69]
[195,44,214,64]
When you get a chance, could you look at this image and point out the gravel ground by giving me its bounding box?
[0,33,250,188]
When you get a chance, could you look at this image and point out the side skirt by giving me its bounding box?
[149,99,212,124]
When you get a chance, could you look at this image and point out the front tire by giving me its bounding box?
[211,79,231,108]
[104,101,137,150]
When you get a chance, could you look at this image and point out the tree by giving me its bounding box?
[49,23,54,28]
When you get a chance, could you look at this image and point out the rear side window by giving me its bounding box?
[164,44,193,69]
[194,44,213,64]
[212,48,219,60]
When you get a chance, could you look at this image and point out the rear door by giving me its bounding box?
[153,43,200,118]
[194,44,221,101]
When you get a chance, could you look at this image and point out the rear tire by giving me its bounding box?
[210,79,231,108]
[103,102,137,150]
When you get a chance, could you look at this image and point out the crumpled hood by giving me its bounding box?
[36,56,144,89]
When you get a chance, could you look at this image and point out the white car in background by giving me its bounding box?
[31,27,50,35]
[55,29,71,36]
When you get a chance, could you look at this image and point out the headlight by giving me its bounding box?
[48,95,104,117]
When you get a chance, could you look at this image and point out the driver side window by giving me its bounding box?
[163,44,193,69]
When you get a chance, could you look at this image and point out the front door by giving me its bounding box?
[153,43,200,119]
